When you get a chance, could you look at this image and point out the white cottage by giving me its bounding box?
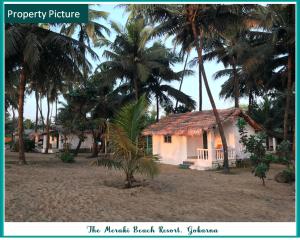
[143,108,262,170]
[40,130,94,153]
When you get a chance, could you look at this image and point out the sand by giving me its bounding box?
[5,152,295,222]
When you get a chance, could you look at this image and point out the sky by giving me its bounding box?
[21,4,249,121]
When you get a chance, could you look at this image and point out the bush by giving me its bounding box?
[59,151,75,163]
[237,118,270,185]
[253,162,269,186]
[10,138,35,152]
[275,167,295,184]
[24,138,35,152]
[276,140,292,165]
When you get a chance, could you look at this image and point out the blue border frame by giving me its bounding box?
[0,0,298,238]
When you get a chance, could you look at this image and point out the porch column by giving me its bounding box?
[207,129,215,163]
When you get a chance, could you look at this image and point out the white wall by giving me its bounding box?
[207,120,256,159]
[58,133,93,150]
[152,135,187,165]
[151,119,257,166]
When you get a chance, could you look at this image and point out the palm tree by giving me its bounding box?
[111,40,196,121]
[123,4,257,172]
[101,18,169,100]
[98,96,159,188]
[5,23,96,163]
[60,7,110,84]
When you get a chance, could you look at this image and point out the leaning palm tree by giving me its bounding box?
[98,96,159,188]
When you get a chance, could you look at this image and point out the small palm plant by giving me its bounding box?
[99,96,159,188]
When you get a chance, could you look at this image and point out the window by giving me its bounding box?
[145,135,153,154]
[164,135,172,143]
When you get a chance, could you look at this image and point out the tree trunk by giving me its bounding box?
[55,97,58,123]
[73,136,83,156]
[187,5,229,173]
[18,67,26,164]
[35,91,39,133]
[175,52,190,109]
[156,94,159,122]
[45,93,51,154]
[125,173,132,188]
[11,108,15,143]
[198,64,202,111]
[38,97,45,131]
[232,56,239,108]
[283,48,293,141]
[90,130,99,157]
[248,89,253,115]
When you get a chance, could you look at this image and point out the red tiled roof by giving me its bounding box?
[143,108,262,136]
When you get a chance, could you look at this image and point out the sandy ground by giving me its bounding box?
[5,152,295,222]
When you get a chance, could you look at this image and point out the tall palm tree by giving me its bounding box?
[60,7,110,83]
[101,18,169,100]
[122,4,261,172]
[5,23,96,163]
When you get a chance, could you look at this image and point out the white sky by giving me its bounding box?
[21,4,249,121]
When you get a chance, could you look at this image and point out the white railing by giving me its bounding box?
[195,148,236,161]
[196,148,209,160]
[215,148,236,161]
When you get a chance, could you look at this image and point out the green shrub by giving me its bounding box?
[24,138,35,152]
[237,118,270,185]
[59,152,75,163]
[253,162,269,186]
[10,138,35,152]
[281,168,295,183]
[276,140,292,165]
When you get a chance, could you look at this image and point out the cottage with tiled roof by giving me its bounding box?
[143,108,263,170]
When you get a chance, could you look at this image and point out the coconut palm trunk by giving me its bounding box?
[11,108,15,143]
[283,47,293,141]
[187,5,229,172]
[55,97,58,123]
[38,97,45,131]
[175,52,190,109]
[232,56,239,108]
[45,93,51,153]
[198,64,203,111]
[18,67,26,164]
[35,91,39,133]
[156,94,159,121]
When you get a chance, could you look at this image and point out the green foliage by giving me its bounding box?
[237,118,270,185]
[11,138,35,152]
[23,119,34,129]
[281,167,295,183]
[253,162,269,185]
[59,151,75,163]
[276,140,292,165]
[98,96,159,188]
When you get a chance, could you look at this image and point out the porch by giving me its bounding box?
[185,129,237,170]
[188,148,237,170]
